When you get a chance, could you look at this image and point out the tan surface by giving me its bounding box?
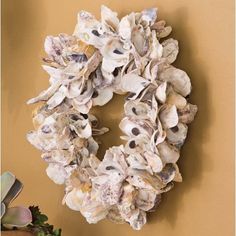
[1,0,235,236]
[1,231,33,236]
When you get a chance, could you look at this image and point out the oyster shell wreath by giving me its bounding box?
[27,6,197,230]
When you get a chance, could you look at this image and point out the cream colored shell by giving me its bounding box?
[27,5,197,230]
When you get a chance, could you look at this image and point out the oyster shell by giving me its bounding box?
[158,66,192,97]
[135,189,158,211]
[158,141,180,163]
[162,38,179,64]
[159,104,179,129]
[27,5,198,231]
[149,30,163,60]
[166,122,188,147]
[101,5,119,32]
[46,163,69,184]
[92,87,113,106]
[155,81,167,103]
[166,87,187,109]
[152,20,172,38]
[121,72,150,96]
[178,103,198,124]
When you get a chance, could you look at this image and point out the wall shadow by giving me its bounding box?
[148,7,212,227]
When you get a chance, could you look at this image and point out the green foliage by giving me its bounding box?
[27,206,61,236]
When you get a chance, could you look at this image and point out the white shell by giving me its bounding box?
[144,151,163,173]
[141,8,157,26]
[155,81,167,103]
[27,5,198,231]
[119,117,153,138]
[46,163,68,184]
[159,66,192,97]
[166,88,187,109]
[162,38,179,64]
[158,141,180,163]
[127,169,165,191]
[178,103,198,124]
[159,105,179,129]
[124,100,152,120]
[118,13,135,40]
[149,30,163,60]
[65,188,86,211]
[166,123,188,147]
[136,189,157,211]
[92,87,113,106]
[121,72,150,94]
[152,20,172,38]
[101,5,119,32]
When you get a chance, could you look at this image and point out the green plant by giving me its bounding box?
[27,206,61,236]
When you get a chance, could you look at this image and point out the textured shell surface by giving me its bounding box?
[27,5,197,231]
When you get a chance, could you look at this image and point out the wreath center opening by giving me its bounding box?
[92,94,125,160]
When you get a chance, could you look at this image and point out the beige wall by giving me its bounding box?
[2,0,234,236]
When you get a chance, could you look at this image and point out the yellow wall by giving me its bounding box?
[2,0,234,236]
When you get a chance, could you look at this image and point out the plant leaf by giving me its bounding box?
[2,206,32,228]
[1,202,6,218]
[1,172,16,200]
[3,179,23,206]
[28,206,61,235]
[53,228,62,236]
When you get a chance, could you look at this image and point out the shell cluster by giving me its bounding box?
[27,6,197,230]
